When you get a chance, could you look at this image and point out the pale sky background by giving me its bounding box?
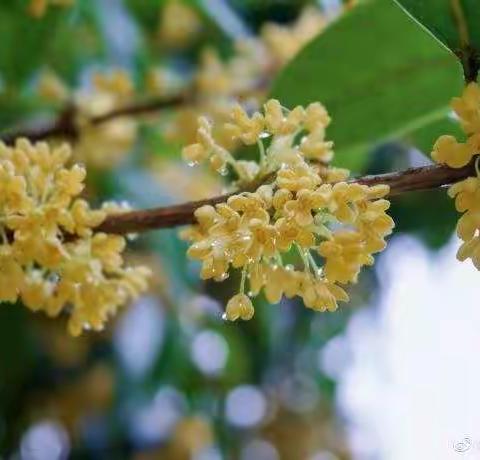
[334,235,480,460]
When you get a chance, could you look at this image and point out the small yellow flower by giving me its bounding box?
[225,105,265,145]
[276,162,321,192]
[284,189,328,226]
[448,177,480,212]
[0,139,150,335]
[299,129,334,163]
[456,211,480,241]
[451,82,480,135]
[275,217,315,251]
[263,265,301,303]
[304,102,331,132]
[225,293,254,321]
[301,276,349,312]
[318,230,373,283]
[432,135,475,168]
[264,99,306,135]
[457,236,480,269]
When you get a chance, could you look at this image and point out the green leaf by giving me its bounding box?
[403,114,464,156]
[394,0,480,80]
[0,5,65,86]
[270,0,463,173]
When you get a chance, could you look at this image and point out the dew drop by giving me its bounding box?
[247,291,254,297]
[187,161,198,167]
[221,312,228,321]
[271,264,278,271]
[285,264,294,271]
[259,131,271,139]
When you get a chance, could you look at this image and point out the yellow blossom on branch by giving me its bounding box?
[182,99,394,320]
[0,139,150,336]
[432,83,480,270]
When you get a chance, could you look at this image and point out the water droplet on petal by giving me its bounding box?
[217,273,229,281]
[221,312,228,321]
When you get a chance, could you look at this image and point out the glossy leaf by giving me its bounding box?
[394,0,480,79]
[270,0,463,172]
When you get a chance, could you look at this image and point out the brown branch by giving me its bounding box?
[0,94,188,145]
[96,160,476,235]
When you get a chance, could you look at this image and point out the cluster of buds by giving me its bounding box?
[0,139,150,335]
[182,100,394,320]
[432,83,480,269]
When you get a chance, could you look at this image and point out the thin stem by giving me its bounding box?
[257,139,266,169]
[295,242,310,272]
[450,0,479,83]
[240,266,247,293]
[308,252,322,277]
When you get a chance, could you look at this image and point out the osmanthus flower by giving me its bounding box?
[0,139,150,336]
[182,99,394,320]
[36,69,138,169]
[432,82,480,168]
[431,83,480,270]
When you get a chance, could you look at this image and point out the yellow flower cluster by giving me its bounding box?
[28,0,74,18]
[182,100,394,320]
[432,82,480,168]
[448,177,480,269]
[432,83,480,269]
[37,70,138,169]
[0,139,150,336]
